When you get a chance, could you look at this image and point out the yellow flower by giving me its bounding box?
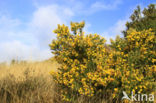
[152,59,156,63]
[114,88,118,92]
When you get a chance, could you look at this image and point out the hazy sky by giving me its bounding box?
[0,0,155,62]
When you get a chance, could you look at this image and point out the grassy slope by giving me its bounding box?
[0,59,60,103]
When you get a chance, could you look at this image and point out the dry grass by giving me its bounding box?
[0,59,60,103]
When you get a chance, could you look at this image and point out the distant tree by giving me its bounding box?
[123,4,156,37]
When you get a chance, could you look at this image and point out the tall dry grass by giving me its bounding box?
[0,59,60,103]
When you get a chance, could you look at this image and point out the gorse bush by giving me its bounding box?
[49,22,115,101]
[50,22,156,102]
[110,29,156,100]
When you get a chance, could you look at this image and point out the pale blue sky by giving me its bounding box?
[0,0,155,62]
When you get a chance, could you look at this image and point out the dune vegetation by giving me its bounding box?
[0,59,60,103]
[0,4,155,103]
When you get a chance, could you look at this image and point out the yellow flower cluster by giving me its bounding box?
[71,21,85,34]
[50,22,156,102]
[110,28,156,99]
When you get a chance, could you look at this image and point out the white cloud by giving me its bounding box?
[102,19,127,43]
[0,15,21,29]
[112,19,127,36]
[82,22,91,35]
[63,8,74,17]
[90,0,122,13]
[65,0,122,15]
[28,5,64,48]
[0,40,51,62]
[0,4,74,62]
[0,16,23,43]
